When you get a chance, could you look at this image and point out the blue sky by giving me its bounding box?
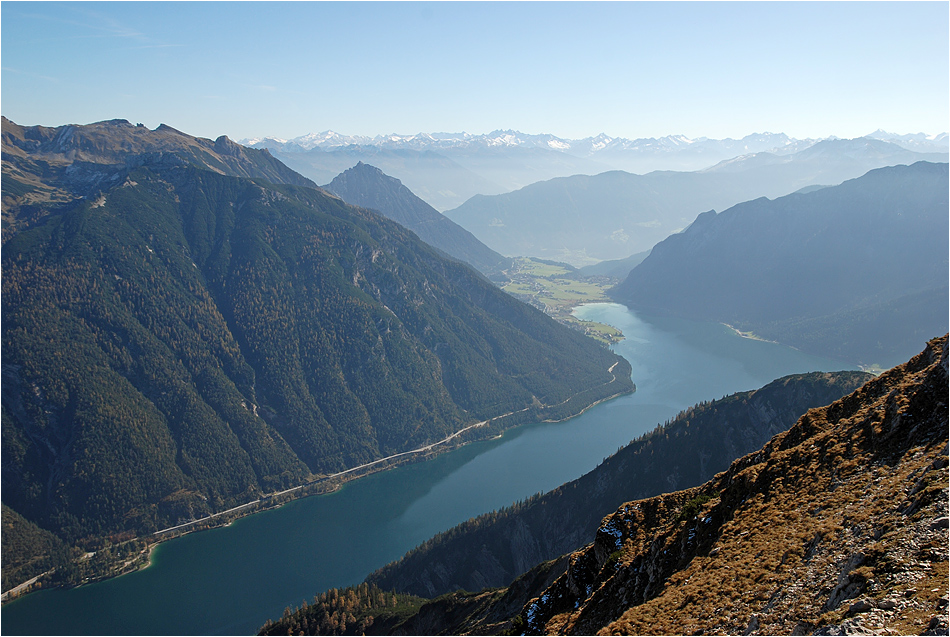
[2,2,948,142]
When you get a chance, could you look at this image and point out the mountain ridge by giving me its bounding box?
[610,161,949,367]
[443,141,948,264]
[1,116,319,243]
[1,118,633,590]
[323,162,508,274]
[245,131,947,212]
[241,129,949,157]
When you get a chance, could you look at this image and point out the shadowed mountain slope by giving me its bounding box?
[611,162,949,368]
[365,370,872,598]
[1,119,632,589]
[324,163,508,274]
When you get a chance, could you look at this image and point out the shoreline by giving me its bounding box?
[2,365,634,602]
[722,322,778,344]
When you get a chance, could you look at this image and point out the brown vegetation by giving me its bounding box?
[515,335,948,635]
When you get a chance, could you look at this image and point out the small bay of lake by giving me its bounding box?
[1,304,855,635]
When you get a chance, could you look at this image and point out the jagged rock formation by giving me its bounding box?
[324,163,508,274]
[1,117,316,243]
[367,371,872,598]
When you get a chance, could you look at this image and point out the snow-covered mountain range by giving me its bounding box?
[240,129,948,156]
[239,129,948,211]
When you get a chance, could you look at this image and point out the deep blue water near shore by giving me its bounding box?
[1,304,855,635]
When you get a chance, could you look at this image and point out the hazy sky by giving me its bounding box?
[3,2,948,142]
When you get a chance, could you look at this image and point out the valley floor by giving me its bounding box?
[501,257,624,344]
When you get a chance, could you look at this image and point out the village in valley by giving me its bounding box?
[500,258,624,345]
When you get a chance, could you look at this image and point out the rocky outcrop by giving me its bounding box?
[2,117,322,245]
[511,335,947,635]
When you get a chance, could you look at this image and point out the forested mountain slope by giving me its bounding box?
[367,371,871,598]
[267,336,947,635]
[0,119,632,588]
[324,163,509,274]
[611,161,949,368]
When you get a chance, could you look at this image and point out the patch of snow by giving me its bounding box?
[599,519,624,548]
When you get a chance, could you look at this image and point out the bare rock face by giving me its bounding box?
[508,335,948,636]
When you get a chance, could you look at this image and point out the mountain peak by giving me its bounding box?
[1,118,319,228]
[323,164,507,274]
[155,123,184,134]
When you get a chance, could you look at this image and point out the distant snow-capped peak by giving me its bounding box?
[238,128,946,157]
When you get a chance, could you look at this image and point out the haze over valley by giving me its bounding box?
[2,2,947,636]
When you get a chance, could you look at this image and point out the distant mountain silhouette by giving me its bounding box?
[611,161,949,367]
[260,145,506,211]
[443,138,947,264]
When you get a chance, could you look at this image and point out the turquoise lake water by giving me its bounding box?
[1,304,855,635]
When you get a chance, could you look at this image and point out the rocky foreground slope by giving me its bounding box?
[510,336,948,636]
[265,335,948,635]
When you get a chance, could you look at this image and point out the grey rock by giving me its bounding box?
[920,615,949,636]
[744,614,760,635]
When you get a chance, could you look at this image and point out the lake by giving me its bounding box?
[1,304,855,635]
